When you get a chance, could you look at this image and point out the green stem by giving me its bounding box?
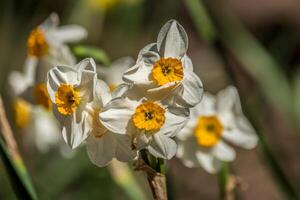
[217,162,229,200]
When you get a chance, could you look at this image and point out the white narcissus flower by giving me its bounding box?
[9,13,87,111]
[122,20,203,108]
[176,86,258,173]
[47,58,136,166]
[85,79,137,167]
[27,12,87,59]
[47,58,97,149]
[26,12,86,72]
[96,57,134,91]
[99,95,189,159]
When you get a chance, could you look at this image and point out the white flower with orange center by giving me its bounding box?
[176,86,258,173]
[122,20,203,108]
[47,58,97,149]
[99,95,189,159]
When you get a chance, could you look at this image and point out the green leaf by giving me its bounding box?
[0,138,37,200]
[72,45,111,66]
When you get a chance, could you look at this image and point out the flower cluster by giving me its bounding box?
[46,19,203,166]
[9,14,258,172]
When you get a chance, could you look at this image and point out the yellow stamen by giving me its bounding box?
[27,27,49,57]
[34,83,52,110]
[152,57,183,86]
[133,102,165,132]
[55,84,81,115]
[109,84,117,92]
[194,116,223,148]
[13,99,30,128]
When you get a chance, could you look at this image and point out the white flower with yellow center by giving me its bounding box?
[26,12,87,59]
[86,80,137,167]
[97,57,134,91]
[176,86,258,173]
[9,13,87,111]
[47,58,97,149]
[122,20,203,108]
[99,95,189,159]
[25,13,86,78]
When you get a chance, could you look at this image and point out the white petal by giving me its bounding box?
[176,136,200,168]
[36,45,76,84]
[8,71,30,97]
[137,43,159,64]
[157,20,188,58]
[99,98,137,134]
[94,79,111,107]
[31,107,60,153]
[86,132,116,167]
[156,106,189,138]
[176,118,197,140]
[43,45,76,66]
[8,58,37,97]
[179,71,204,107]
[51,25,87,43]
[111,83,131,99]
[147,82,180,102]
[74,58,96,73]
[223,116,258,149]
[137,45,160,65]
[216,86,240,124]
[190,93,216,118]
[122,61,152,84]
[114,134,137,162]
[147,133,177,159]
[40,12,59,30]
[182,55,193,72]
[133,132,151,150]
[195,151,221,173]
[53,106,91,149]
[212,141,236,162]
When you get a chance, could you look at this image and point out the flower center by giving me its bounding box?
[109,84,117,91]
[55,84,81,115]
[194,116,223,148]
[132,102,165,132]
[151,57,183,86]
[34,83,52,110]
[27,27,49,57]
[13,99,30,128]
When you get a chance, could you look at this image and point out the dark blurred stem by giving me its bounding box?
[137,150,168,200]
[184,0,298,199]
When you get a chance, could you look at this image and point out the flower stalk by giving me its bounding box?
[136,150,168,200]
[217,162,236,200]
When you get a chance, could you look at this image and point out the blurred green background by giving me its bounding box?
[1,0,300,199]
